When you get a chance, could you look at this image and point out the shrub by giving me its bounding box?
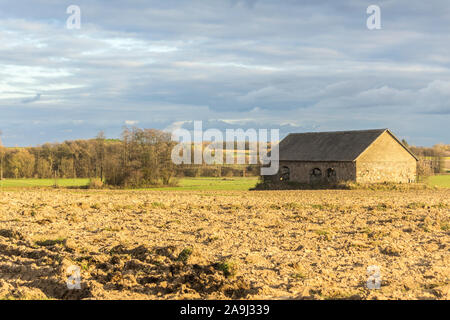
[253,179,433,191]
[88,178,104,189]
[35,238,66,247]
[176,248,193,263]
[150,202,166,209]
[417,159,434,178]
[214,260,237,278]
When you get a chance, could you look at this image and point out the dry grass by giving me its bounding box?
[0,188,449,300]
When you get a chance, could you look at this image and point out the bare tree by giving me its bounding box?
[0,130,4,180]
[95,131,106,180]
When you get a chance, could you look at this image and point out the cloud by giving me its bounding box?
[0,0,449,146]
[21,93,41,104]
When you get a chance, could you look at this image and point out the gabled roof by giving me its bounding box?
[278,129,418,161]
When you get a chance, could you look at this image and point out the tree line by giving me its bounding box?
[403,140,450,175]
[0,128,177,187]
[3,129,442,185]
[0,127,261,187]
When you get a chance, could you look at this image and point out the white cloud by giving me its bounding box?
[0,0,449,146]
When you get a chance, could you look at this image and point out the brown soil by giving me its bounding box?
[0,189,449,300]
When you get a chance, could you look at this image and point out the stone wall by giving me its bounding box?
[356,160,416,183]
[355,131,417,183]
[441,158,450,173]
[278,161,356,183]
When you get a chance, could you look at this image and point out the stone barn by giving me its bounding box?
[276,129,418,184]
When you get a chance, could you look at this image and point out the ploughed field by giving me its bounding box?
[0,189,449,300]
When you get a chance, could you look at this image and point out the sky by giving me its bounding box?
[0,0,449,147]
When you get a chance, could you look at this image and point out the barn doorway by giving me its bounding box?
[310,167,322,184]
[280,166,290,181]
[326,167,337,182]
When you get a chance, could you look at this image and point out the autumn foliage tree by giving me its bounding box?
[104,127,177,187]
[0,127,177,187]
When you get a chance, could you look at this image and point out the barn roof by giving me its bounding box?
[278,129,418,161]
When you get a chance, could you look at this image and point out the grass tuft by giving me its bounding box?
[176,248,193,263]
[35,238,66,247]
[215,260,237,278]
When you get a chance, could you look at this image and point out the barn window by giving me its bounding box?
[310,168,322,177]
[326,168,336,178]
[280,166,290,181]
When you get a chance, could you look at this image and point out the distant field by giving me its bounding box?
[0,177,260,191]
[153,177,260,191]
[427,175,450,188]
[1,175,447,190]
[0,178,90,188]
